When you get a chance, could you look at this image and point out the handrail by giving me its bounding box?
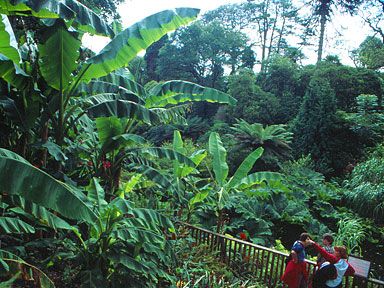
[179,222,384,288]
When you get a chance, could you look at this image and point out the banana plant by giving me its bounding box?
[170,130,208,221]
[0,2,201,154]
[64,178,176,287]
[0,148,97,223]
[207,132,283,232]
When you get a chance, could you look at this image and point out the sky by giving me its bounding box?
[83,0,372,67]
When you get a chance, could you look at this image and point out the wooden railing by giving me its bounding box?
[181,223,384,288]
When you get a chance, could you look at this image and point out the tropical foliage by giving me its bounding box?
[1,0,384,285]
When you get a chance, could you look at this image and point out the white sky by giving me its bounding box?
[83,0,372,67]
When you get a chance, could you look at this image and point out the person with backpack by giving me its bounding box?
[282,233,312,288]
[309,240,355,288]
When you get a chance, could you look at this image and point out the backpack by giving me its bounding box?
[312,263,337,288]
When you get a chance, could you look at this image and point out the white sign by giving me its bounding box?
[348,256,371,278]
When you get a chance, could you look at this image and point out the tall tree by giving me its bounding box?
[156,21,253,86]
[303,0,363,62]
[203,0,299,72]
[292,75,337,174]
[352,36,384,70]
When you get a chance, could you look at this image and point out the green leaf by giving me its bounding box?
[189,191,209,206]
[0,14,20,64]
[100,72,147,96]
[41,141,68,162]
[208,132,228,187]
[78,80,144,104]
[39,21,80,91]
[146,80,237,107]
[95,116,123,150]
[86,178,107,213]
[0,0,114,37]
[237,171,283,189]
[9,196,73,230]
[227,147,264,189]
[172,130,185,154]
[77,8,199,83]
[130,147,195,168]
[0,217,35,233]
[87,100,160,124]
[0,53,30,89]
[129,164,175,191]
[0,149,98,223]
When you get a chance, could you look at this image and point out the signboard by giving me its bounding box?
[348,255,371,278]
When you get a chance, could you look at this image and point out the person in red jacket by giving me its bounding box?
[282,233,312,288]
[309,240,355,288]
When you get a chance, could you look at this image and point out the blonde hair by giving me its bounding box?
[334,246,348,259]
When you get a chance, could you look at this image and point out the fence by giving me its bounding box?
[181,222,384,288]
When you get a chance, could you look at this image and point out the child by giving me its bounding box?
[317,233,334,266]
[282,233,312,288]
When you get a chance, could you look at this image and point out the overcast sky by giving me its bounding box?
[84,0,372,66]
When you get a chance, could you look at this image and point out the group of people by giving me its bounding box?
[281,233,355,288]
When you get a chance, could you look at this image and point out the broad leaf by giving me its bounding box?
[129,147,195,168]
[208,132,228,187]
[100,72,146,96]
[146,80,237,107]
[227,147,264,188]
[39,21,80,91]
[76,8,199,83]
[9,196,73,230]
[189,191,209,206]
[129,164,175,191]
[79,81,143,104]
[0,217,35,233]
[86,178,107,213]
[237,171,283,189]
[0,14,20,64]
[0,0,114,37]
[0,53,30,89]
[0,149,97,223]
[87,100,160,124]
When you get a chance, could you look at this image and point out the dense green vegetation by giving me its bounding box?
[0,0,383,287]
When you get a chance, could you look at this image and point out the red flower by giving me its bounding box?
[239,232,247,240]
[102,160,111,169]
[87,161,93,167]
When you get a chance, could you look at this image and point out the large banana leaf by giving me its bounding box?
[227,147,264,189]
[0,14,20,64]
[128,164,175,191]
[129,147,195,168]
[39,21,80,91]
[146,80,237,108]
[100,72,147,97]
[79,80,143,104]
[0,53,30,89]
[236,171,283,189]
[8,195,73,230]
[0,0,114,37]
[208,132,228,187]
[86,178,107,213]
[76,8,199,83]
[87,99,160,124]
[0,149,97,223]
[0,217,35,233]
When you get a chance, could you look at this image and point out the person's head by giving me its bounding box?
[322,233,334,246]
[334,246,348,259]
[299,233,311,246]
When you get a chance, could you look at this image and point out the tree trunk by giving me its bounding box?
[317,6,328,63]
